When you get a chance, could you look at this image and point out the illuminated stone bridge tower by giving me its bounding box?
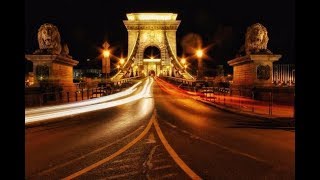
[111,13,194,80]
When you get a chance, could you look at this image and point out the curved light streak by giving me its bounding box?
[25,78,154,124]
[25,81,143,115]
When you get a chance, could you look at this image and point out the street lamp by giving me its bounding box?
[103,50,110,58]
[196,49,203,79]
[119,58,125,65]
[102,49,111,80]
[196,49,203,58]
[181,58,186,65]
[102,41,111,80]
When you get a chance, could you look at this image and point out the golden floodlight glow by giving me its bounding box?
[116,65,120,69]
[126,13,177,21]
[181,58,186,64]
[119,58,125,65]
[103,50,110,58]
[143,58,161,62]
[25,81,143,116]
[184,64,188,68]
[25,78,154,123]
[196,49,203,58]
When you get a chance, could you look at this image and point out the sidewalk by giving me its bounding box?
[156,77,295,125]
[196,98,294,125]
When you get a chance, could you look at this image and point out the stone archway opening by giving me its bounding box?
[143,46,161,77]
[144,46,160,59]
[149,70,156,76]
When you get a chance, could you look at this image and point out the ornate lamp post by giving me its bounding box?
[102,42,110,80]
[196,49,203,79]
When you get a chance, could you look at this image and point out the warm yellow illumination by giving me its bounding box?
[126,13,177,21]
[25,81,144,121]
[119,58,125,65]
[196,49,203,58]
[103,50,110,58]
[181,58,186,64]
[143,58,161,62]
[184,65,188,69]
[116,65,120,69]
[25,78,154,123]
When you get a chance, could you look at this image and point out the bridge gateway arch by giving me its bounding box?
[111,13,194,80]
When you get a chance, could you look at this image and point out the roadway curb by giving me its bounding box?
[195,98,295,126]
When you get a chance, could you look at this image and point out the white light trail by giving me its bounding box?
[25,78,154,124]
[25,81,142,115]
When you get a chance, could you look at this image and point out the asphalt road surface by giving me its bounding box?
[25,77,294,179]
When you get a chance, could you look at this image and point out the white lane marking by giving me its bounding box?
[153,113,202,180]
[62,111,155,180]
[34,126,144,177]
[110,156,141,164]
[153,165,173,171]
[162,121,268,164]
[145,133,157,144]
[143,145,159,171]
[159,173,178,179]
[163,121,177,128]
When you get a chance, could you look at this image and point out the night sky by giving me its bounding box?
[25,0,295,74]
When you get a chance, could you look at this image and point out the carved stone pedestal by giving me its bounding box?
[228,54,281,88]
[25,54,79,93]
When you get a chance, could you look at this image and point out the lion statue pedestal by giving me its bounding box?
[25,23,79,98]
[228,54,281,88]
[227,23,281,89]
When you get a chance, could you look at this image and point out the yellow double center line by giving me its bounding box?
[62,111,201,180]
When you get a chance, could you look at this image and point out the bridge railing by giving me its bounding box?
[158,77,295,118]
[111,76,140,86]
[25,76,142,107]
[161,76,196,85]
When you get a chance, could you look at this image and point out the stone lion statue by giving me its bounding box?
[244,23,272,55]
[34,23,62,55]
